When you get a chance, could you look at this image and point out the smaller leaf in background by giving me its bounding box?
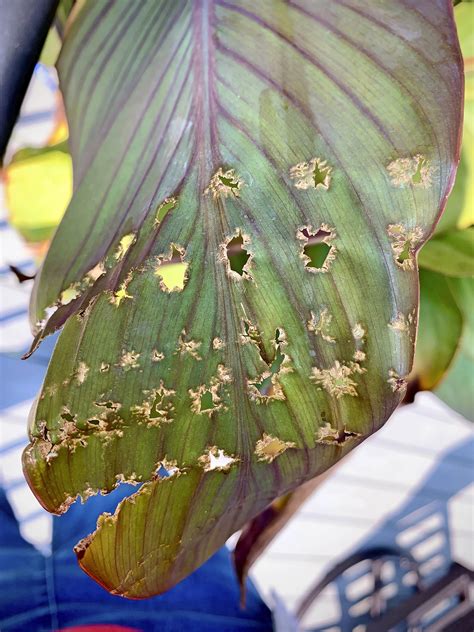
[3,141,72,252]
[418,227,474,277]
[435,276,474,421]
[411,270,463,391]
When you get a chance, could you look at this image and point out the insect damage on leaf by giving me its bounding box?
[311,360,366,399]
[254,433,296,463]
[110,274,133,307]
[351,323,366,361]
[151,349,165,362]
[387,368,408,393]
[198,446,239,472]
[119,350,140,370]
[154,245,188,292]
[205,167,244,198]
[75,361,90,384]
[387,154,433,187]
[219,230,252,279]
[176,330,202,360]
[189,365,232,417]
[290,157,332,190]
[155,457,181,478]
[388,310,416,340]
[307,308,336,343]
[316,423,361,445]
[132,381,176,426]
[115,233,136,261]
[212,337,225,350]
[387,224,424,270]
[247,328,292,403]
[297,224,336,272]
[154,197,177,226]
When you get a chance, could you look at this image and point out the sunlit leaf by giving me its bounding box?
[23,1,463,598]
[3,142,72,243]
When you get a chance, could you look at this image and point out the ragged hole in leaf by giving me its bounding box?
[226,232,251,277]
[248,329,290,403]
[200,390,214,412]
[297,225,336,273]
[154,197,177,226]
[205,168,244,199]
[254,433,296,463]
[316,423,361,445]
[290,157,332,190]
[155,458,181,478]
[115,233,136,261]
[387,154,432,188]
[387,224,423,270]
[154,245,188,292]
[132,382,175,426]
[198,446,239,472]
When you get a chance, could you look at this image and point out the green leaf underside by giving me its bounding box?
[24,1,462,598]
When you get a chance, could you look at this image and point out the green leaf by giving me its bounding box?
[435,276,474,420]
[418,227,474,277]
[23,1,463,598]
[411,269,464,390]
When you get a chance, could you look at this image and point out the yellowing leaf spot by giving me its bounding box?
[198,446,239,472]
[254,433,296,463]
[205,168,244,199]
[290,158,332,190]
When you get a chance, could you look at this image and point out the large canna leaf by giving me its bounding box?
[23,1,463,598]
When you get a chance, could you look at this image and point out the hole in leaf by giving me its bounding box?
[218,174,240,191]
[155,245,188,292]
[301,228,332,270]
[411,156,427,185]
[155,197,177,225]
[60,412,75,422]
[226,232,251,276]
[200,390,215,412]
[199,446,239,472]
[313,161,330,187]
